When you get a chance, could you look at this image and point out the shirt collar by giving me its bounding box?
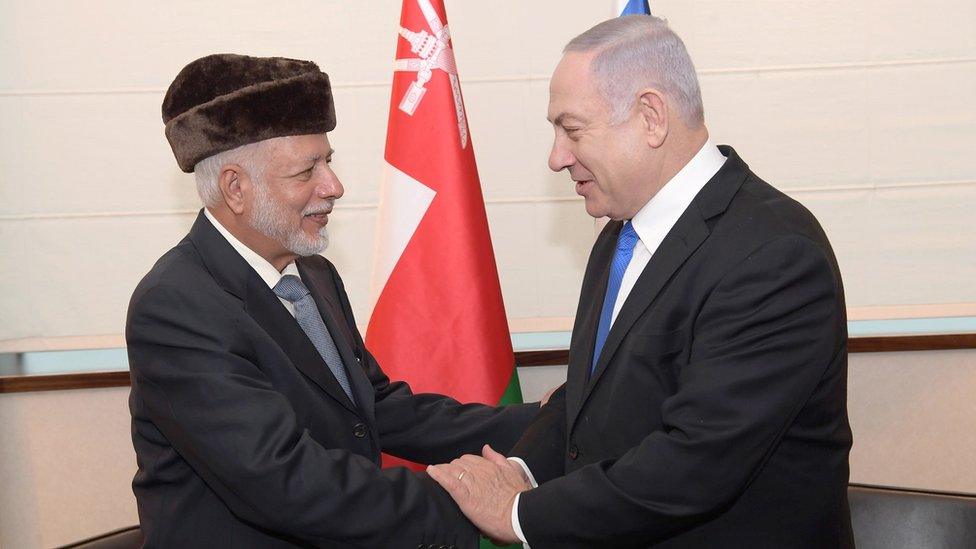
[203,208,298,290]
[629,139,726,243]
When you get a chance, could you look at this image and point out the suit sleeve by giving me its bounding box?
[323,260,541,464]
[127,283,478,548]
[517,235,844,545]
[509,383,568,483]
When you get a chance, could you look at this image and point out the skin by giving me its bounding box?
[547,51,709,220]
[208,133,343,271]
[427,445,529,543]
[429,51,712,543]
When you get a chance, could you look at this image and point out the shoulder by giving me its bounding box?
[712,171,835,261]
[126,238,239,334]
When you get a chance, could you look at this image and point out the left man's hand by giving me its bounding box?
[427,444,530,544]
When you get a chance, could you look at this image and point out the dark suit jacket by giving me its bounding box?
[126,212,538,548]
[512,146,854,548]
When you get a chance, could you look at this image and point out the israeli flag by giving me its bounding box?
[616,0,651,16]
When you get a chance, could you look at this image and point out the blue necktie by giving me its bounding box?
[591,222,639,375]
[274,275,355,403]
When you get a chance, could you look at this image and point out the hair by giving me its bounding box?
[564,15,704,127]
[193,140,268,207]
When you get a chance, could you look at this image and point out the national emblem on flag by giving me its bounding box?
[366,0,524,473]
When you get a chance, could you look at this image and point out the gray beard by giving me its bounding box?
[248,184,330,257]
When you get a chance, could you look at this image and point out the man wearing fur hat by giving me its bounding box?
[125,54,538,548]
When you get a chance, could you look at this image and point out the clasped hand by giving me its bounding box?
[427,444,531,544]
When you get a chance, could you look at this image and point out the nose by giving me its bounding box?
[316,165,344,200]
[548,135,575,173]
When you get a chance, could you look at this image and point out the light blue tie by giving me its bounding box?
[591,222,639,375]
[273,274,355,403]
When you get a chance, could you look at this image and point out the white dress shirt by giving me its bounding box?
[510,140,727,545]
[203,209,301,317]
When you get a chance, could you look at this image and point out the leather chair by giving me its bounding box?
[57,526,142,549]
[849,484,976,548]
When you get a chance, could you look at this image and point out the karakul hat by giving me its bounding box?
[162,53,336,172]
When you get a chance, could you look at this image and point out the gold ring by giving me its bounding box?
[458,471,466,481]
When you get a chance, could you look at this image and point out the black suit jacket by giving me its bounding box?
[512,146,854,548]
[126,212,537,548]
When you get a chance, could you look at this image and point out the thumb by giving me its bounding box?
[482,444,508,466]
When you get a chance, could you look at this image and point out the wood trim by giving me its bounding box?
[2,333,975,394]
[514,350,570,367]
[848,333,976,353]
[0,371,130,394]
[512,333,976,367]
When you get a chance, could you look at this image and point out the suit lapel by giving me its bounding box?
[568,145,750,431]
[585,209,709,394]
[298,261,376,426]
[245,274,359,414]
[188,210,359,414]
[566,222,619,431]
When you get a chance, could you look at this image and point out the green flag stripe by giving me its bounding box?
[498,366,524,405]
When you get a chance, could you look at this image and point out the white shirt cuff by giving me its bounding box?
[511,492,529,546]
[507,457,538,488]
[507,457,536,545]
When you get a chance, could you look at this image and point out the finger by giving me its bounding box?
[541,385,557,406]
[427,464,463,494]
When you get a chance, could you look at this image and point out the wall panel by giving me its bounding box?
[1,0,973,350]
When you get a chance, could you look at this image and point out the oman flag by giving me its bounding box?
[366,0,524,470]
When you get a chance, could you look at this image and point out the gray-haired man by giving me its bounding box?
[127,53,538,548]
[430,15,853,548]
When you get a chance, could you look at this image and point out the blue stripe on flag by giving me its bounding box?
[619,0,651,16]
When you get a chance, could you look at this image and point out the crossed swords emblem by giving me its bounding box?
[394,0,469,149]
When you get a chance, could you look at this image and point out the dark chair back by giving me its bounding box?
[849,484,976,549]
[57,526,142,549]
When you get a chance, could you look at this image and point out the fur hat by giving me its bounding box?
[162,53,337,172]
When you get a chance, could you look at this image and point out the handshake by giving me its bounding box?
[428,444,531,545]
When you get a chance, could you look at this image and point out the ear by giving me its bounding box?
[217,164,249,215]
[637,88,668,148]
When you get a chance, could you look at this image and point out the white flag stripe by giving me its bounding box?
[368,162,437,311]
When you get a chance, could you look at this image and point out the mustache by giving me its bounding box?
[302,199,335,216]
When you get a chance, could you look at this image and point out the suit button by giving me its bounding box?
[352,423,368,438]
[569,444,579,460]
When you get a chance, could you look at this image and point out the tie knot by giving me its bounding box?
[617,221,639,250]
[273,274,310,303]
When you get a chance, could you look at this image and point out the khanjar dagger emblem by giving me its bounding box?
[394,0,469,149]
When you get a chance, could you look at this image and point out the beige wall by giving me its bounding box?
[2,351,976,547]
[2,0,975,352]
[0,387,137,548]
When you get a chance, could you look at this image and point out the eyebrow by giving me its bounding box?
[286,150,335,176]
[307,149,335,163]
[548,113,582,126]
